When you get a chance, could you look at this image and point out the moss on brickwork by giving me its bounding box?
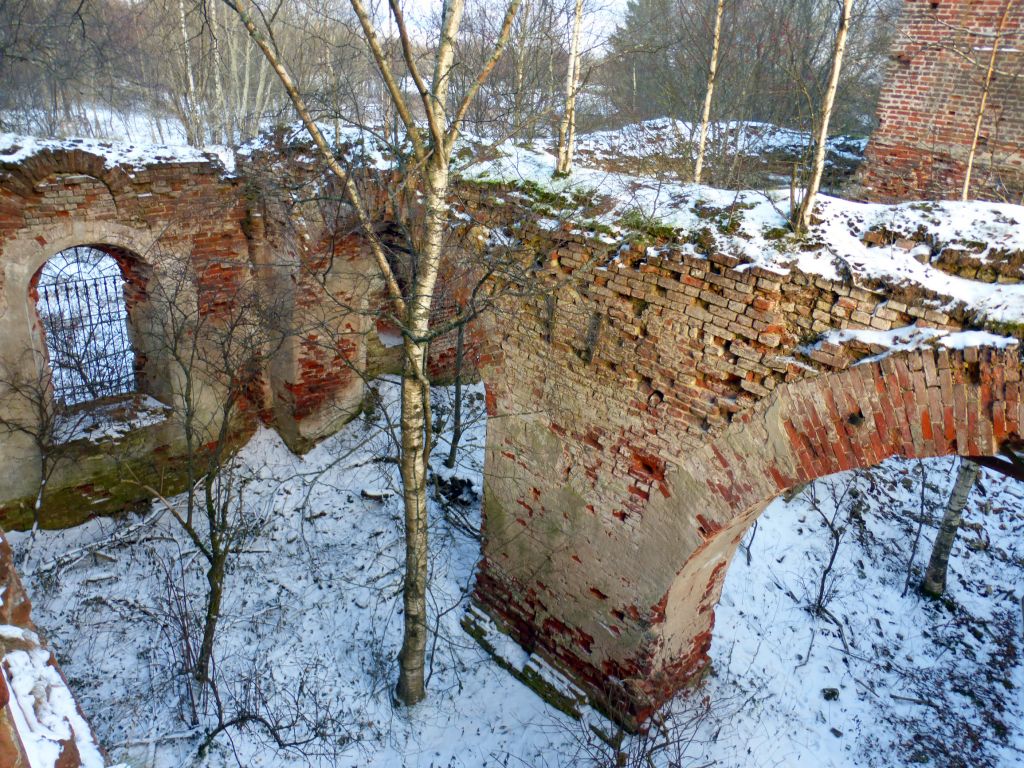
[461,609,585,720]
[0,420,255,531]
[0,456,184,530]
[617,209,677,243]
[979,319,1024,341]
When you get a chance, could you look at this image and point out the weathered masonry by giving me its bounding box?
[3,136,1024,738]
[858,0,1024,202]
[466,211,1024,729]
[0,141,381,528]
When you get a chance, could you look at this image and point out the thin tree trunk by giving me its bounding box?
[396,365,429,704]
[396,160,450,705]
[512,0,530,135]
[962,0,1015,201]
[921,459,980,597]
[223,0,520,709]
[554,0,584,176]
[211,2,228,144]
[178,0,200,145]
[694,0,725,184]
[445,318,465,470]
[196,550,227,682]
[33,455,48,535]
[795,0,853,233]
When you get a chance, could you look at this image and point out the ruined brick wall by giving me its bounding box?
[0,148,261,528]
[0,142,485,525]
[239,146,384,451]
[858,0,1024,202]
[0,529,108,767]
[466,199,1024,728]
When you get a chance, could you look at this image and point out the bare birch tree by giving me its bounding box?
[221,0,520,706]
[693,0,725,184]
[555,0,585,176]
[794,0,854,233]
[920,459,980,597]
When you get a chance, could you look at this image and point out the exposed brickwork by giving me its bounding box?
[0,529,106,767]
[3,140,1022,736]
[0,142,474,521]
[465,201,1024,729]
[858,0,1024,202]
[0,149,264,527]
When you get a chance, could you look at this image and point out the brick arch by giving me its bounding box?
[1,221,159,325]
[642,343,1022,723]
[474,341,1024,730]
[0,148,133,204]
[27,243,150,302]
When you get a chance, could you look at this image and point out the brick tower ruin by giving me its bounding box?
[858,0,1023,203]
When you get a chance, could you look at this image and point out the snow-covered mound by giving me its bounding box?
[576,118,866,165]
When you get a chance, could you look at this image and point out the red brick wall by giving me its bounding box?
[859,0,1024,202]
[466,196,1024,729]
[0,149,265,527]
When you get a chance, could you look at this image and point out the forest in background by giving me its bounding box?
[0,0,900,149]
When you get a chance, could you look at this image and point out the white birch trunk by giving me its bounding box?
[921,459,980,597]
[178,0,201,145]
[693,0,725,184]
[796,0,854,233]
[555,0,584,176]
[962,0,1015,201]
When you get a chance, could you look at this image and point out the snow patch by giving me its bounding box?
[806,325,1018,363]
[4,648,107,768]
[0,133,236,175]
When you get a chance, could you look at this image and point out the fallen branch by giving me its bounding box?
[890,693,940,710]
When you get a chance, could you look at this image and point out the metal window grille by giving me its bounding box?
[35,247,136,406]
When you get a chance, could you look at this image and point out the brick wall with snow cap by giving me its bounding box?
[459,182,1024,729]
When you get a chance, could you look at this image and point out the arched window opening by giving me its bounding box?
[34,246,136,406]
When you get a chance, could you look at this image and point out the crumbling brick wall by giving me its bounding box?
[0,148,261,528]
[464,195,1024,729]
[858,0,1024,202]
[0,530,108,767]
[0,141,484,525]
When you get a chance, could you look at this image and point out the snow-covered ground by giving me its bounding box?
[0,106,190,147]
[9,380,1023,767]
[574,118,867,165]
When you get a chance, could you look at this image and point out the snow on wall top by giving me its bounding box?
[575,118,867,164]
[461,141,1024,328]
[0,133,236,175]
[3,641,111,768]
[3,124,1024,335]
